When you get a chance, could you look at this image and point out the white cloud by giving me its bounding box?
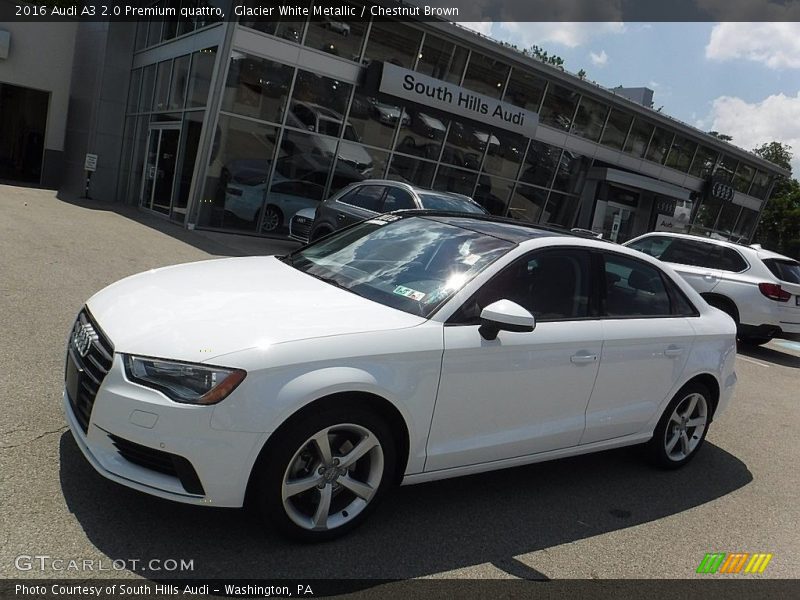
[494,22,626,49]
[707,92,800,174]
[590,50,609,66]
[705,23,800,69]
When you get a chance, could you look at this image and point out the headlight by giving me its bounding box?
[123,355,246,405]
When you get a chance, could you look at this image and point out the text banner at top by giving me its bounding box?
[1,0,799,22]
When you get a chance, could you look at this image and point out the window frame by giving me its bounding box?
[337,184,388,212]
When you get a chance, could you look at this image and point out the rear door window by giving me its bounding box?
[659,239,718,269]
[715,247,748,272]
[602,253,672,317]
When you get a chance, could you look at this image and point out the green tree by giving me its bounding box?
[707,131,734,142]
[529,45,565,67]
[753,142,799,258]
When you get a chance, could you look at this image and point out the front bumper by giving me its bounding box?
[63,354,267,507]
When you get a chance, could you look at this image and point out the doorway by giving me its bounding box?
[140,123,181,215]
[601,202,636,243]
[0,83,49,184]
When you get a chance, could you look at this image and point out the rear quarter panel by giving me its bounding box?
[643,307,737,433]
[630,257,738,430]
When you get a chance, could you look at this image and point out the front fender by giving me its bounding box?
[210,325,444,475]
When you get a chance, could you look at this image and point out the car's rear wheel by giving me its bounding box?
[646,382,711,469]
[253,407,396,542]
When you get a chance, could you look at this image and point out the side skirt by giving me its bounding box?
[401,432,653,486]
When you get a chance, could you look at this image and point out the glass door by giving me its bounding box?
[139,123,181,215]
[601,202,636,243]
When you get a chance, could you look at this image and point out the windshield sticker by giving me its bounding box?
[461,253,480,266]
[368,214,401,225]
[393,285,426,301]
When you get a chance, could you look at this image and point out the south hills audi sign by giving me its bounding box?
[376,62,539,138]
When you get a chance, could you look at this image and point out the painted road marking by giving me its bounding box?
[775,340,800,354]
[737,355,770,367]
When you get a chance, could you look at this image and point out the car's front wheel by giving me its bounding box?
[253,406,396,542]
[259,205,283,233]
[646,382,712,469]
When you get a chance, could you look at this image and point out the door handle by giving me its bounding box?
[664,346,684,357]
[570,352,598,364]
[336,213,347,221]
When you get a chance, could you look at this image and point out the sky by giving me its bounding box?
[462,22,800,175]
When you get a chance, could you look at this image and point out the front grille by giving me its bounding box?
[291,218,313,240]
[65,308,114,433]
[109,435,205,495]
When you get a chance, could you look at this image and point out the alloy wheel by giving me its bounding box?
[261,207,281,232]
[281,424,384,531]
[664,392,708,461]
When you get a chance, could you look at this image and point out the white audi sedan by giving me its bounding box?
[64,212,737,541]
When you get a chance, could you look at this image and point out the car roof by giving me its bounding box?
[630,231,796,262]
[388,210,595,243]
[347,179,481,200]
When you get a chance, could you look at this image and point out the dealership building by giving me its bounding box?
[0,2,791,243]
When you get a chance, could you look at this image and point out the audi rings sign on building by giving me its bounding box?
[707,177,736,203]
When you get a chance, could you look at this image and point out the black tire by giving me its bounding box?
[646,382,713,469]
[252,405,397,542]
[739,335,772,346]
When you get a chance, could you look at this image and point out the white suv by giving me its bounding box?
[626,232,800,345]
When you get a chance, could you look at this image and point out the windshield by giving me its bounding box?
[285,216,514,317]
[763,258,800,284]
[418,193,487,214]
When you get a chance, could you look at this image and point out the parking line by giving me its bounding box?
[775,340,800,353]
[737,355,770,368]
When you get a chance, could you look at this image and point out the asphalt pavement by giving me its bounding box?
[1,185,798,585]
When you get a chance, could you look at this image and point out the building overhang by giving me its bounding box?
[588,167,692,201]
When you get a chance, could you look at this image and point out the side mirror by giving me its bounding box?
[478,300,536,341]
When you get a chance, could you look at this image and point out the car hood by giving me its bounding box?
[86,256,426,363]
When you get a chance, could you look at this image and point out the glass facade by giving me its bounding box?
[134,1,226,51]
[416,35,468,84]
[624,118,654,158]
[117,8,776,245]
[689,145,718,179]
[120,45,216,224]
[571,96,608,143]
[600,109,632,151]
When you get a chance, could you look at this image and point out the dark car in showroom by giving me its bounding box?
[303,180,487,242]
